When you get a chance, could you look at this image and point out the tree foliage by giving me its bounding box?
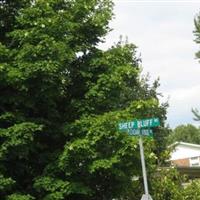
[0,0,168,199]
[192,108,200,121]
[168,124,200,145]
[183,179,200,200]
[192,14,200,124]
[151,168,184,200]
[151,168,200,200]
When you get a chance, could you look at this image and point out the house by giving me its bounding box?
[170,142,200,167]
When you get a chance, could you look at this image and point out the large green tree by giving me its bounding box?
[0,0,168,199]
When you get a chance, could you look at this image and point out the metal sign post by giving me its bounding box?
[139,135,149,195]
[139,135,153,200]
[118,118,160,200]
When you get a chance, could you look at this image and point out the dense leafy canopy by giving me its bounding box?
[0,0,169,199]
[152,168,200,200]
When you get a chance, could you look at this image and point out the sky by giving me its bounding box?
[100,0,200,128]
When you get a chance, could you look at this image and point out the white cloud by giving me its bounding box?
[101,1,200,127]
[165,85,200,127]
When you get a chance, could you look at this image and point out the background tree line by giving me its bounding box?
[168,124,200,145]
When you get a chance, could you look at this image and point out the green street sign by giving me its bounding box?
[128,129,153,137]
[118,118,160,131]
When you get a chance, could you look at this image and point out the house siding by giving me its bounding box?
[171,158,190,167]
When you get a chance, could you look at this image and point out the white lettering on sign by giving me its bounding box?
[137,120,142,128]
[142,119,149,127]
[119,121,135,130]
[119,123,126,130]
[119,118,160,131]
[154,118,159,124]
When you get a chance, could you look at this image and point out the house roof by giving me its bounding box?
[169,142,200,161]
[170,141,200,149]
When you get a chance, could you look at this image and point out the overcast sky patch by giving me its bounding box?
[101,1,200,128]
